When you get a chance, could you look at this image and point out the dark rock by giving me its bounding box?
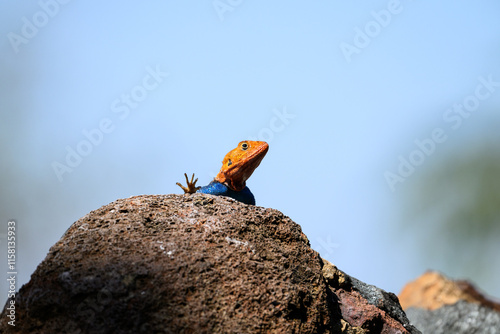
[322,261,421,334]
[406,300,500,334]
[0,194,418,333]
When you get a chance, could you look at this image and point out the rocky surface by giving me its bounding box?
[1,194,419,333]
[400,271,500,334]
[399,271,500,312]
[406,300,500,334]
[323,261,421,334]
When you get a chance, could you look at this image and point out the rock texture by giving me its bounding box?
[1,194,419,333]
[406,300,500,334]
[323,261,421,334]
[400,271,500,334]
[399,271,500,312]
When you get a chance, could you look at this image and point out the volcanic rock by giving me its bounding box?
[1,194,420,333]
[323,261,421,334]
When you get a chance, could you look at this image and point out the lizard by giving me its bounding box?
[176,140,269,205]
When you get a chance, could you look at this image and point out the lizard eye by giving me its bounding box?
[241,142,248,150]
[227,159,232,166]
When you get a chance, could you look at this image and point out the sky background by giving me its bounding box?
[1,1,500,306]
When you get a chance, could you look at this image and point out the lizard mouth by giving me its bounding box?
[239,142,268,166]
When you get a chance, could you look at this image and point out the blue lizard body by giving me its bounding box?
[197,181,256,205]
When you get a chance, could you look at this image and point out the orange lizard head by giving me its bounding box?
[215,140,269,191]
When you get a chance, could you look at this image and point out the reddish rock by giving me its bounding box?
[0,194,419,333]
[323,261,420,334]
[398,271,500,312]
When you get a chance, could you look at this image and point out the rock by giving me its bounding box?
[399,271,500,312]
[1,194,418,333]
[323,261,421,334]
[399,271,500,334]
[406,300,500,334]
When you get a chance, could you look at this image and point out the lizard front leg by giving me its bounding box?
[176,173,201,194]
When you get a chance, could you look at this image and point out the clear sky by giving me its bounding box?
[1,1,500,305]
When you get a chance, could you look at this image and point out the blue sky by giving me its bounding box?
[1,1,500,304]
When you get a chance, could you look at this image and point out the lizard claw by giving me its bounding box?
[176,173,201,194]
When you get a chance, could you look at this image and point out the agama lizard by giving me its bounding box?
[176,140,269,205]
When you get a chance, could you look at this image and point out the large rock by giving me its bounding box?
[1,194,419,333]
[399,271,500,312]
[406,300,500,334]
[399,271,500,334]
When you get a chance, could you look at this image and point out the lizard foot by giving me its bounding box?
[176,173,201,194]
